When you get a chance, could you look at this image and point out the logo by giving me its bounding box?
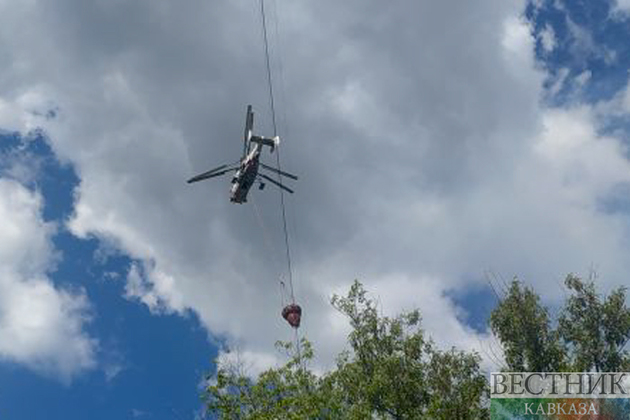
[491,372,630,419]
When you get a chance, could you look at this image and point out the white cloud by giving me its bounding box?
[2,0,630,376]
[125,262,185,314]
[548,67,570,98]
[613,0,630,14]
[131,408,149,418]
[363,274,489,352]
[623,79,630,113]
[0,179,97,383]
[574,70,591,88]
[0,90,52,134]
[215,347,282,378]
[502,16,534,60]
[564,12,617,65]
[540,24,556,53]
[534,107,630,196]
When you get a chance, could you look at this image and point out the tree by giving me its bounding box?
[489,279,565,371]
[205,340,334,419]
[205,274,630,418]
[204,281,489,419]
[490,274,630,372]
[558,274,630,372]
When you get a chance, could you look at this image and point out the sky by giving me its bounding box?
[2,0,630,418]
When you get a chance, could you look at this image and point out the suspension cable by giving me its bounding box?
[259,0,305,369]
[259,0,303,368]
[259,0,295,305]
[260,0,278,138]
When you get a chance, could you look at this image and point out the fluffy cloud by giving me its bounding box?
[614,0,630,14]
[539,24,557,54]
[2,0,630,375]
[0,178,97,382]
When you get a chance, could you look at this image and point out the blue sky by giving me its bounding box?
[0,134,216,418]
[2,0,630,419]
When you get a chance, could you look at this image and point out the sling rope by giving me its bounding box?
[251,197,288,310]
[259,0,302,365]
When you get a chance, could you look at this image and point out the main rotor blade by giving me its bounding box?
[187,167,237,184]
[259,173,294,194]
[243,105,253,158]
[191,164,228,178]
[260,163,298,180]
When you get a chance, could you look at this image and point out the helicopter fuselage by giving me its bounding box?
[230,144,261,203]
[187,105,295,201]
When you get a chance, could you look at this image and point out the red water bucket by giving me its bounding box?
[282,304,302,328]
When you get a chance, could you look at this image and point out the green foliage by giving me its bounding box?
[205,280,489,419]
[205,274,630,418]
[205,339,334,419]
[558,274,630,372]
[328,281,431,419]
[424,348,489,419]
[489,279,565,371]
[490,274,630,373]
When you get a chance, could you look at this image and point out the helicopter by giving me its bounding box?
[187,105,297,203]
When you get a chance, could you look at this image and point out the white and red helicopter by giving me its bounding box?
[187,105,297,203]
